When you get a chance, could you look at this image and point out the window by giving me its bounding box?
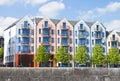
[75,31,77,36]
[118,42,120,46]
[112,34,115,40]
[31,46,34,52]
[96,25,99,30]
[63,22,66,28]
[92,40,94,45]
[80,24,83,29]
[70,38,72,43]
[45,21,48,27]
[87,47,89,52]
[9,32,11,36]
[108,42,110,46]
[31,38,34,43]
[70,30,72,36]
[31,30,34,35]
[58,30,60,35]
[86,39,89,44]
[103,47,105,53]
[39,29,41,34]
[24,21,28,27]
[70,47,72,52]
[39,37,41,42]
[58,38,60,43]
[18,46,21,51]
[52,46,54,51]
[75,39,77,44]
[51,38,54,43]
[18,37,21,43]
[51,30,54,35]
[102,32,104,37]
[18,29,21,34]
[92,32,94,37]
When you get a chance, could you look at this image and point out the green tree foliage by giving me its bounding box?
[74,45,88,64]
[55,46,70,64]
[34,44,50,63]
[91,44,104,66]
[0,47,4,58]
[106,47,120,66]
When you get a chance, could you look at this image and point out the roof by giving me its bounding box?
[50,19,60,25]
[31,18,43,24]
[85,21,94,27]
[4,16,25,31]
[116,32,120,36]
[69,20,77,26]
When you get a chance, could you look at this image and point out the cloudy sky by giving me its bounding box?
[0,0,120,36]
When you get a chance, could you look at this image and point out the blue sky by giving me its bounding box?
[0,0,120,36]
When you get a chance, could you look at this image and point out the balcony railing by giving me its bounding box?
[94,28,102,32]
[61,43,68,46]
[94,35,102,39]
[61,34,68,38]
[78,35,86,39]
[43,42,50,45]
[21,24,31,29]
[110,37,118,41]
[60,26,69,30]
[42,33,50,37]
[42,24,51,28]
[78,26,85,31]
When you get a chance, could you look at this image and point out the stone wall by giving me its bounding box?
[0,67,120,81]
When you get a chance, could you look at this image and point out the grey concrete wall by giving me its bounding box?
[0,67,120,81]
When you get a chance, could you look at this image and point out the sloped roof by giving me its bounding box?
[85,21,94,27]
[50,19,60,25]
[31,18,43,24]
[69,20,77,26]
[116,32,120,36]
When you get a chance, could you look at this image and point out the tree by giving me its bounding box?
[106,47,120,67]
[91,44,104,66]
[0,47,4,58]
[55,46,70,66]
[74,45,88,65]
[34,44,50,67]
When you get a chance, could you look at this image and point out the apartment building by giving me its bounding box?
[74,20,92,57]
[4,16,34,67]
[4,16,108,67]
[107,31,120,53]
[34,17,58,67]
[91,21,107,55]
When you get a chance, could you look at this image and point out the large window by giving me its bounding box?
[80,24,83,29]
[21,37,30,44]
[24,21,28,27]
[45,21,48,27]
[112,34,115,40]
[63,22,66,28]
[43,37,50,44]
[22,29,30,36]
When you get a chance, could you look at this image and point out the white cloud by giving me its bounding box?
[0,0,48,5]
[0,0,17,5]
[79,2,120,20]
[97,2,120,14]
[104,20,120,31]
[24,0,48,5]
[39,1,65,18]
[0,17,17,36]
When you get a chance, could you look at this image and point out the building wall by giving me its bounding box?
[56,18,74,65]
[4,16,34,66]
[91,21,107,55]
[106,31,120,53]
[74,20,91,56]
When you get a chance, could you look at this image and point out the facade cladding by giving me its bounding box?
[3,16,112,67]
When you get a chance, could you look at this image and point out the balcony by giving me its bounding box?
[21,24,30,29]
[94,35,102,39]
[21,42,30,46]
[94,28,102,32]
[110,37,118,41]
[60,26,69,30]
[43,42,50,45]
[78,35,86,39]
[42,33,50,37]
[42,24,51,29]
[61,34,68,38]
[61,43,68,46]
[78,26,85,31]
